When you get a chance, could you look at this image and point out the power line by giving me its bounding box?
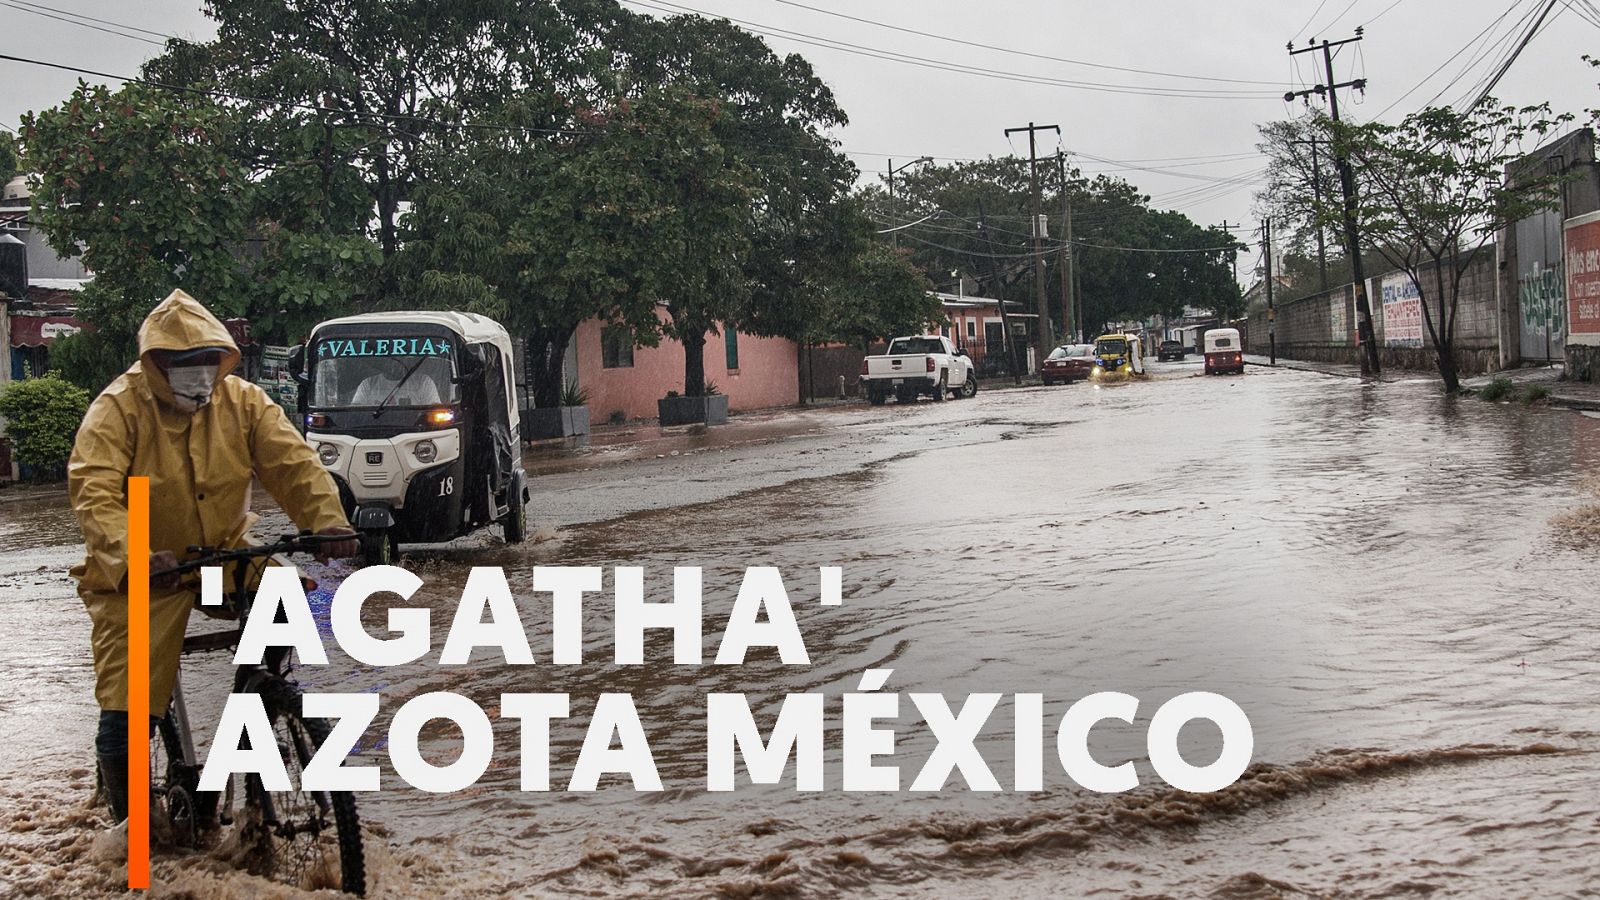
[623,0,1283,99]
[6,0,180,39]
[1315,0,1369,37]
[1465,0,1561,108]
[1292,0,1334,42]
[1373,0,1532,118]
[0,0,167,45]
[762,0,1282,86]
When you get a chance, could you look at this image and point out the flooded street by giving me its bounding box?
[3,361,1599,898]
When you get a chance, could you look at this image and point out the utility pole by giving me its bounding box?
[1005,121,1060,371]
[1263,217,1276,365]
[885,156,932,250]
[1291,137,1330,291]
[1288,31,1379,375]
[1219,220,1242,286]
[1056,150,1075,345]
[977,200,1022,384]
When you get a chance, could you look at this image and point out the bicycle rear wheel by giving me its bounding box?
[241,679,365,896]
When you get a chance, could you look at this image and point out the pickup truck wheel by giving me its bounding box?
[959,373,978,398]
[932,372,948,402]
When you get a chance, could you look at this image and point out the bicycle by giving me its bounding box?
[99,532,366,895]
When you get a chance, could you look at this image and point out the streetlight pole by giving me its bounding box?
[886,156,933,250]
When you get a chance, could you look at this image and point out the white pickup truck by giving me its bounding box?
[859,335,978,405]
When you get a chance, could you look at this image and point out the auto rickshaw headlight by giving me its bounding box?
[413,440,438,464]
[427,408,456,426]
[317,443,340,466]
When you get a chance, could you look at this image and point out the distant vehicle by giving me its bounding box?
[1204,327,1245,375]
[1157,339,1185,361]
[860,334,977,404]
[1091,333,1145,379]
[1042,344,1095,385]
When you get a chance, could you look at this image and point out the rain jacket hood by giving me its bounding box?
[135,289,241,408]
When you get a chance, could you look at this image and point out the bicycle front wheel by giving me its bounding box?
[241,679,366,896]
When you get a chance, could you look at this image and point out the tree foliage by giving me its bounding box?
[22,83,252,338]
[869,159,1240,335]
[0,372,90,479]
[813,244,941,347]
[1331,102,1571,392]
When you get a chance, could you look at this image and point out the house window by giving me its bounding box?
[966,319,976,339]
[601,326,634,368]
[725,328,740,370]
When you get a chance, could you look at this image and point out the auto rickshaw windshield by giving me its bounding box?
[310,338,459,408]
[1096,338,1128,357]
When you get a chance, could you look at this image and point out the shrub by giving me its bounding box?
[607,410,626,425]
[1521,383,1550,404]
[0,373,91,479]
[48,328,135,395]
[559,379,590,408]
[1478,377,1513,402]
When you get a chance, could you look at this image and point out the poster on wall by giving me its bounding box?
[1381,272,1424,348]
[1330,290,1348,343]
[1565,211,1600,342]
[257,344,298,412]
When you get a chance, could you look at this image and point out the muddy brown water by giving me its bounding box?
[2,362,1598,897]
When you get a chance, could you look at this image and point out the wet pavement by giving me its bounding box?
[3,356,1599,897]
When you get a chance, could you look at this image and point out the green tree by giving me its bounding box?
[0,372,90,479]
[22,82,252,351]
[0,132,18,183]
[814,244,941,347]
[401,87,743,407]
[1332,102,1571,392]
[631,11,856,394]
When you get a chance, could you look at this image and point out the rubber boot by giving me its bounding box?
[98,752,130,823]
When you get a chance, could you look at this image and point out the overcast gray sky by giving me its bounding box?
[2,0,1596,255]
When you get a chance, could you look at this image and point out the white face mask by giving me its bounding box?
[167,365,218,413]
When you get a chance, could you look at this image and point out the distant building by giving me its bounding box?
[1,174,92,384]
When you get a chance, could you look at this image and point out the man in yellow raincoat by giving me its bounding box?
[68,289,358,822]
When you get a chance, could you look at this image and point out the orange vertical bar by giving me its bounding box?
[127,477,150,890]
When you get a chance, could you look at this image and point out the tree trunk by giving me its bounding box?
[682,328,708,397]
[527,323,577,409]
[1435,265,1459,394]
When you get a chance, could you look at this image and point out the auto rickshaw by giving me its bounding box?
[291,311,529,564]
[1090,332,1145,379]
[1203,327,1245,375]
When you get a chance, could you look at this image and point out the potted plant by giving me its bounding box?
[524,379,591,439]
[657,381,728,426]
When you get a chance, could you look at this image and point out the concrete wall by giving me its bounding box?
[573,312,799,422]
[1246,248,1502,375]
[1502,128,1600,380]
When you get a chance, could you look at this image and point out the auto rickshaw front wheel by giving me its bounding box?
[360,530,395,566]
[503,472,528,544]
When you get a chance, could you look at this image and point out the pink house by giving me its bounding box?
[571,313,799,422]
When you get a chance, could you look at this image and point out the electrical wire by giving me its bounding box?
[1292,0,1334,42]
[761,0,1281,86]
[6,0,177,39]
[623,0,1283,100]
[0,0,167,45]
[1374,0,1534,118]
[1463,0,1561,108]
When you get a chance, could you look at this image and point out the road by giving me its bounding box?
[2,355,1598,897]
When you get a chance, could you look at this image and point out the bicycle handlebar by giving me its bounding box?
[150,531,354,579]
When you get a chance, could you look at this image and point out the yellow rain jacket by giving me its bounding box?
[69,289,349,711]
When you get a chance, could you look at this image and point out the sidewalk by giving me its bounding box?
[1243,353,1600,410]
